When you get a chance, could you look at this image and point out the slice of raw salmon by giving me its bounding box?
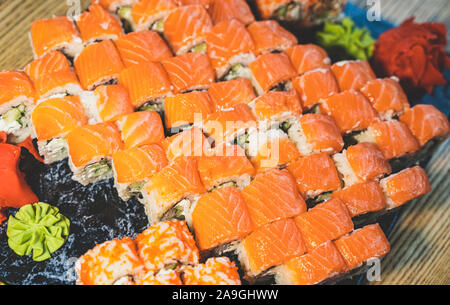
[208,0,255,25]
[161,127,211,161]
[116,111,164,149]
[331,60,376,91]
[285,44,331,76]
[247,20,297,55]
[93,84,134,122]
[208,78,256,111]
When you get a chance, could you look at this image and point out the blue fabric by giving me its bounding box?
[343,2,450,116]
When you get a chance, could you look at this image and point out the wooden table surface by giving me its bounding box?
[0,0,448,285]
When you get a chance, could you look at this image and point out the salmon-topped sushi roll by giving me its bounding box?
[197,144,255,191]
[285,44,331,76]
[161,127,211,161]
[287,153,341,198]
[66,122,123,185]
[334,224,390,271]
[355,120,420,160]
[208,78,256,111]
[118,62,172,111]
[190,186,254,251]
[292,68,339,110]
[135,220,199,270]
[112,144,168,201]
[294,198,354,251]
[331,60,376,91]
[76,4,124,45]
[208,0,255,25]
[140,157,206,223]
[255,0,303,21]
[0,71,36,143]
[115,30,172,68]
[380,166,431,210]
[24,51,82,101]
[287,113,344,156]
[399,104,450,147]
[29,16,83,59]
[32,96,88,164]
[246,129,301,172]
[206,20,256,80]
[135,269,182,285]
[249,53,297,95]
[116,111,164,149]
[203,103,257,146]
[164,91,213,132]
[75,237,145,285]
[237,218,307,278]
[74,40,124,90]
[333,142,392,186]
[162,52,215,94]
[182,257,241,285]
[164,5,213,55]
[319,90,379,134]
[274,241,346,285]
[360,78,410,120]
[80,84,134,124]
[247,20,297,55]
[241,169,306,229]
[331,181,386,218]
[129,0,178,32]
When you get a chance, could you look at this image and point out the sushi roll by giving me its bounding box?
[287,113,344,156]
[24,51,83,101]
[330,60,376,91]
[162,52,215,94]
[29,16,83,59]
[139,157,206,223]
[246,129,301,171]
[74,40,124,90]
[205,20,256,80]
[250,90,302,130]
[115,30,172,68]
[202,103,257,146]
[333,142,392,186]
[66,122,123,185]
[164,91,213,132]
[360,78,410,120]
[319,90,379,134]
[130,0,178,32]
[75,237,145,285]
[161,127,211,161]
[94,0,138,12]
[208,0,255,25]
[285,44,331,76]
[249,52,297,95]
[380,166,431,210]
[331,181,387,218]
[196,144,255,191]
[241,169,306,229]
[255,0,303,21]
[79,84,134,124]
[287,153,342,199]
[116,111,165,149]
[247,20,297,55]
[135,220,199,270]
[181,257,241,285]
[112,144,168,201]
[292,68,339,111]
[75,4,124,45]
[189,186,254,251]
[237,218,307,279]
[163,5,213,55]
[274,241,346,285]
[355,120,420,160]
[135,269,182,285]
[399,104,450,147]
[31,96,88,164]
[0,70,36,143]
[334,224,391,271]
[208,78,256,111]
[118,62,172,111]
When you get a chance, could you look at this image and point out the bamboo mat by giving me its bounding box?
[0,0,448,285]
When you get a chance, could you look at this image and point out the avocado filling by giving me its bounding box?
[280,121,292,133]
[117,7,133,32]
[151,19,165,32]
[138,102,164,113]
[223,64,251,81]
[190,42,206,53]
[274,2,301,21]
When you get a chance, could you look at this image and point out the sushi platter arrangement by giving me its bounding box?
[0,0,449,285]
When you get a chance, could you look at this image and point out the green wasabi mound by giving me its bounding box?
[317,17,375,61]
[7,202,70,262]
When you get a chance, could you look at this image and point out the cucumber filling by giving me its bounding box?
[274,2,301,20]
[280,121,292,134]
[223,64,251,81]
[44,138,68,162]
[138,102,164,113]
[211,181,237,191]
[190,42,206,53]
[117,6,133,32]
[81,159,112,182]
[235,133,249,149]
[151,19,165,32]
[127,181,145,198]
[1,104,26,127]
